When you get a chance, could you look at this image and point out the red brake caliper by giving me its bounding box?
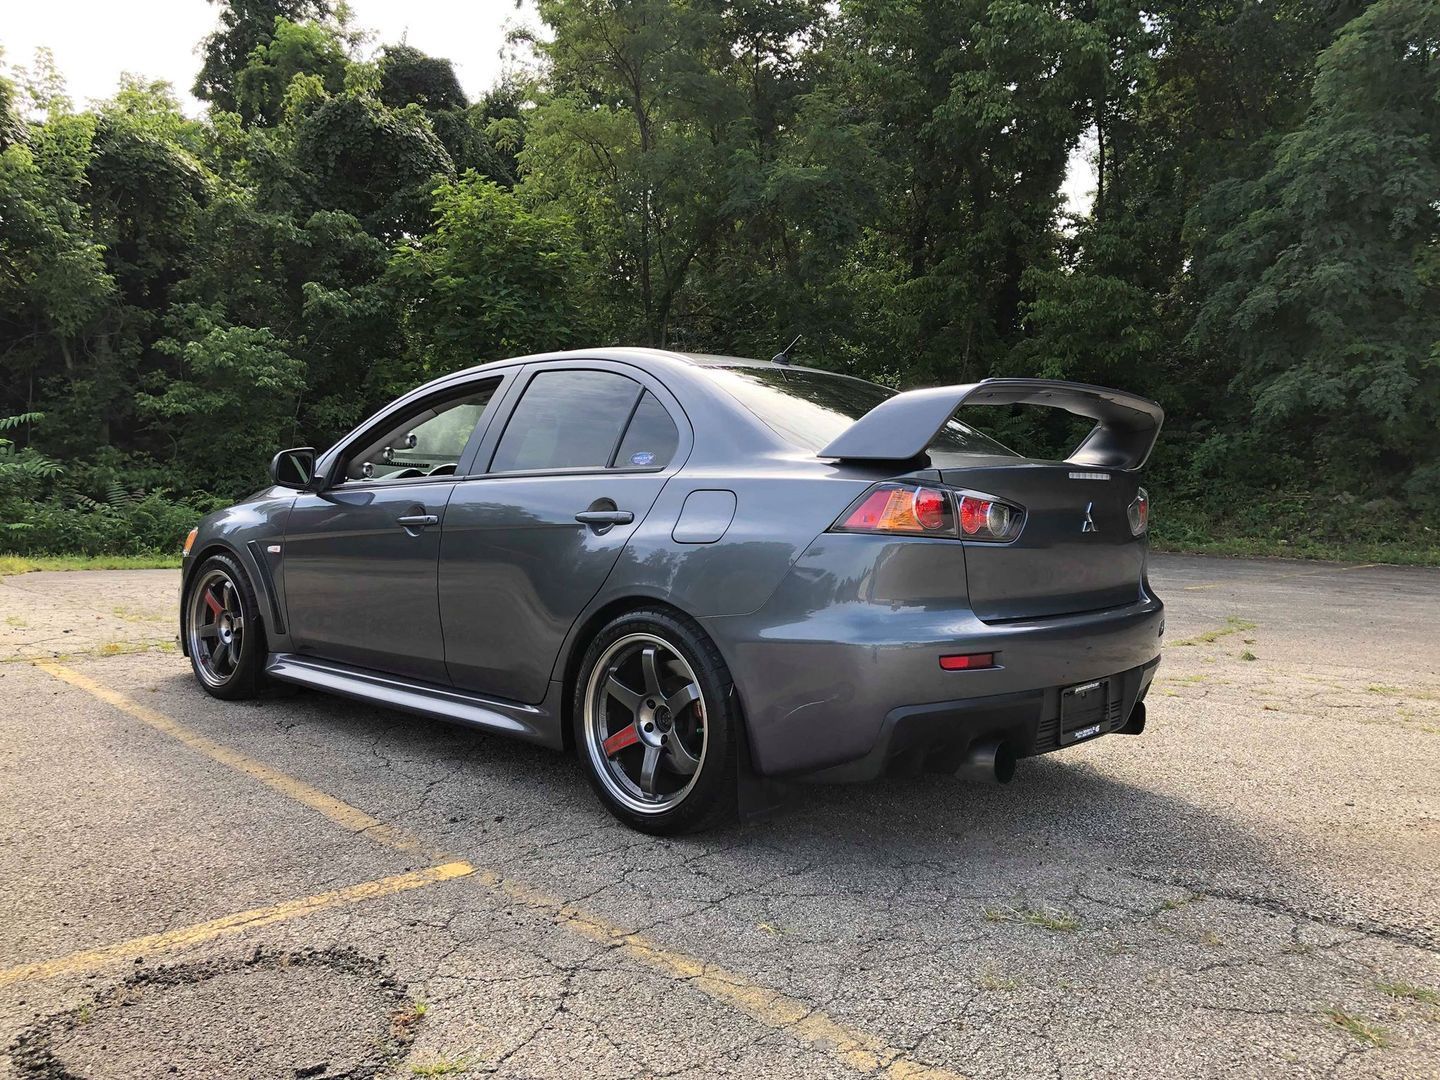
[602,724,641,757]
[204,589,224,617]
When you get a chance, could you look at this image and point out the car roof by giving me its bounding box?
[437,346,872,386]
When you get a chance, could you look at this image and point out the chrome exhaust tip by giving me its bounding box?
[959,739,1017,784]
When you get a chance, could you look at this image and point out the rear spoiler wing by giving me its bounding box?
[818,378,1164,471]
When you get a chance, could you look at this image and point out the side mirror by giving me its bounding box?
[270,447,317,490]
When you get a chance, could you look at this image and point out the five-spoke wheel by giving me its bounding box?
[184,552,264,699]
[575,611,738,833]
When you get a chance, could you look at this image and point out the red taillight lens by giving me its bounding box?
[836,484,955,535]
[940,652,995,670]
[1128,487,1149,536]
[957,495,1020,541]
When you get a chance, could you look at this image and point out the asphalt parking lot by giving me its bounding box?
[1,554,1437,1079]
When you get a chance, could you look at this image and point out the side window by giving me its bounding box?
[614,392,679,469]
[490,370,642,473]
[343,379,499,482]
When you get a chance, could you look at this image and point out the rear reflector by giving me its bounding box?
[939,652,995,670]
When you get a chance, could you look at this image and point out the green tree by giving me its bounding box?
[194,0,333,113]
[1188,0,1440,510]
[234,17,349,125]
[387,173,591,373]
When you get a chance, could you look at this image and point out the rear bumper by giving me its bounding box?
[703,585,1164,778]
[803,656,1159,782]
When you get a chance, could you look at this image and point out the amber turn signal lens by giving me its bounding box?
[182,527,198,556]
[835,484,955,535]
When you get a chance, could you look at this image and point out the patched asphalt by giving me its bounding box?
[1,554,1437,1079]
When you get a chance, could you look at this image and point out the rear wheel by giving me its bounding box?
[574,609,738,834]
[184,553,266,700]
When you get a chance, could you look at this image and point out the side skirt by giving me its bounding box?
[264,653,562,747]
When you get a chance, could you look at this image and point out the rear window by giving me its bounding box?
[704,366,1017,459]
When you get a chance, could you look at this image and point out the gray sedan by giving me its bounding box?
[179,349,1164,833]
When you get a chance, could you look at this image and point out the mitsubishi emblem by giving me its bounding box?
[1081,502,1099,533]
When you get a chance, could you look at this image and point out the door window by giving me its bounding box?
[490,370,641,473]
[343,379,499,482]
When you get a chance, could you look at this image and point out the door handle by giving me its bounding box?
[397,513,439,527]
[575,510,634,526]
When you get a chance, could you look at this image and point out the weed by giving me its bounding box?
[1377,982,1440,1006]
[1240,650,1258,661]
[1169,616,1257,649]
[978,969,1020,992]
[1325,1009,1389,1048]
[1020,907,1079,932]
[410,1057,469,1077]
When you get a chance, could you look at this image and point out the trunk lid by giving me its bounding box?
[940,462,1145,622]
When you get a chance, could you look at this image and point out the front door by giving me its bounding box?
[282,377,503,682]
[440,365,688,703]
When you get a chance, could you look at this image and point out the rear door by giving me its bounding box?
[439,362,690,703]
[282,376,505,682]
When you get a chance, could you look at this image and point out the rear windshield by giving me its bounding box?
[704,366,1018,458]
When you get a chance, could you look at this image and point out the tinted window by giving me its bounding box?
[490,370,641,473]
[614,392,679,469]
[704,366,1016,458]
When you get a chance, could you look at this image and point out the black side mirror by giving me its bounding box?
[270,447,317,490]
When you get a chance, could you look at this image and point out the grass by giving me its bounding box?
[1325,1009,1390,1048]
[977,970,1021,992]
[1377,981,1440,1006]
[1169,616,1257,648]
[1239,650,1258,661]
[410,1057,469,1077]
[1022,908,1079,932]
[0,552,181,575]
[1151,511,1440,566]
[984,905,1079,931]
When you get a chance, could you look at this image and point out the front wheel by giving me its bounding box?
[573,609,739,835]
[184,552,266,700]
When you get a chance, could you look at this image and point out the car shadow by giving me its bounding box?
[155,672,1294,915]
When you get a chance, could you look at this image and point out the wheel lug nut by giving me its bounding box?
[646,699,656,708]
[643,722,654,732]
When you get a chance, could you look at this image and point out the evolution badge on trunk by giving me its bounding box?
[1060,679,1110,744]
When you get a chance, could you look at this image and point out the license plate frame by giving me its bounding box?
[1060,679,1110,745]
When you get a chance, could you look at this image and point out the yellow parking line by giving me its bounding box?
[35,660,442,859]
[34,661,966,1080]
[491,876,967,1080]
[0,861,474,988]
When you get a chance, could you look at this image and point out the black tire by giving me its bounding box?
[572,608,739,835]
[183,552,267,701]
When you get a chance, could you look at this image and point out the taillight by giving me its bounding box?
[957,494,1021,542]
[832,483,1023,541]
[835,483,955,536]
[1128,487,1149,536]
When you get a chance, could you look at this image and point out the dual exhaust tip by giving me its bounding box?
[958,703,1147,784]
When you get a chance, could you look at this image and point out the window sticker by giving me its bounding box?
[630,451,656,466]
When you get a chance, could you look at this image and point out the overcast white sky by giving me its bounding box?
[2,0,538,112]
[2,0,1094,215]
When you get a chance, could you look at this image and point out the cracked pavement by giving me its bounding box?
[1,554,1437,1078]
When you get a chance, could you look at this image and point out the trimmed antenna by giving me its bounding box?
[772,334,802,366]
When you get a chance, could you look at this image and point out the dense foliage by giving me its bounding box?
[1,0,1436,557]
